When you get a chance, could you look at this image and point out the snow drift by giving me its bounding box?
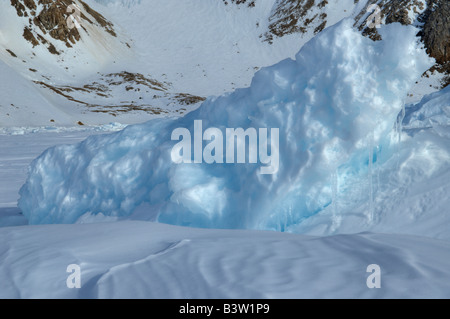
[18,19,433,228]
[2,221,450,298]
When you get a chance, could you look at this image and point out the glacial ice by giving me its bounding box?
[18,19,433,228]
[402,85,450,134]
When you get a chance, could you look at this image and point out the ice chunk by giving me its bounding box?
[18,19,433,228]
[293,85,450,238]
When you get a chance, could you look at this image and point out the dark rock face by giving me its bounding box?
[222,0,256,6]
[33,0,81,49]
[383,0,424,25]
[10,0,117,54]
[355,0,449,87]
[421,0,450,86]
[422,1,449,65]
[220,0,449,80]
[356,0,426,40]
[357,0,420,28]
[262,0,328,43]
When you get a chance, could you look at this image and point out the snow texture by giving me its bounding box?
[1,221,450,299]
[18,20,433,229]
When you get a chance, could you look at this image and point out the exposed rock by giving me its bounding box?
[106,72,167,92]
[355,0,449,88]
[422,1,450,65]
[79,0,116,37]
[11,0,117,54]
[225,0,449,87]
[6,49,17,58]
[34,72,205,116]
[263,0,328,43]
[356,0,425,40]
[10,0,27,17]
[222,0,256,7]
[23,27,39,47]
[314,20,326,35]
[33,0,81,49]
[223,0,329,42]
[172,93,206,106]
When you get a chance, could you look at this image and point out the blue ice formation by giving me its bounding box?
[19,20,433,228]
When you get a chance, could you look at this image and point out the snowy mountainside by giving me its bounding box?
[261,0,361,43]
[0,0,210,126]
[1,0,128,80]
[0,0,368,127]
[2,0,448,127]
[354,0,450,102]
[220,0,449,103]
[0,58,73,126]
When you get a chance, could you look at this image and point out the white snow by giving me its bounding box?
[0,60,72,127]
[1,221,450,299]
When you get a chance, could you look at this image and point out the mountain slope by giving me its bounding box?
[0,0,367,127]
[0,0,209,126]
[1,0,449,127]
[1,222,450,298]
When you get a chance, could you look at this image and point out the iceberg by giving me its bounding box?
[18,19,433,228]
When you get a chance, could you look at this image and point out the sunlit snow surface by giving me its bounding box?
[18,20,435,229]
[1,221,450,299]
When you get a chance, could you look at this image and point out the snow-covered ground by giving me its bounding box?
[1,221,450,299]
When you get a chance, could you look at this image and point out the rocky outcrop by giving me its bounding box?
[222,0,328,43]
[10,0,117,54]
[222,0,255,7]
[263,0,328,43]
[240,0,449,87]
[33,0,81,50]
[355,0,425,40]
[33,71,206,116]
[355,0,449,87]
[422,1,449,66]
